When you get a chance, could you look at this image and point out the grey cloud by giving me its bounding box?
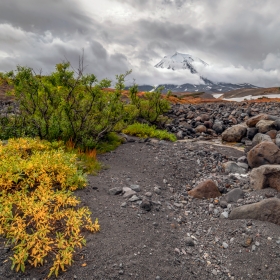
[0,0,280,88]
[0,0,96,36]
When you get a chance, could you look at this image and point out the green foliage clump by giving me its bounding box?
[129,84,170,123]
[2,63,134,150]
[123,123,176,142]
[0,138,99,277]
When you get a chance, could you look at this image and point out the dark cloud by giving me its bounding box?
[0,0,279,87]
[0,0,96,36]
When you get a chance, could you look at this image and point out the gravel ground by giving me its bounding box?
[1,138,280,280]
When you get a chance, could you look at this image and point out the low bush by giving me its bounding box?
[123,123,176,142]
[0,138,99,277]
[129,84,170,123]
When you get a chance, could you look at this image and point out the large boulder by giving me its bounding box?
[250,165,280,191]
[229,198,280,225]
[247,142,280,168]
[256,120,276,133]
[246,114,268,127]
[188,179,221,199]
[221,124,247,142]
[252,133,272,147]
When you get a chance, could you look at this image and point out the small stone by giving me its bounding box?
[129,195,140,202]
[130,184,141,192]
[145,192,152,197]
[212,269,218,276]
[154,187,161,195]
[163,179,167,184]
[121,202,127,208]
[220,212,229,219]
[174,248,180,254]
[140,200,152,211]
[184,237,195,246]
[174,203,183,208]
[214,209,219,215]
[119,270,124,275]
[242,236,253,247]
[123,190,137,199]
[222,242,229,249]
[108,187,122,195]
[252,245,256,251]
[156,276,161,280]
[255,241,260,246]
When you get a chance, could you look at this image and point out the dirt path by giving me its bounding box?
[1,139,280,280]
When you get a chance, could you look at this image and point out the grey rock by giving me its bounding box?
[220,212,229,219]
[140,200,152,211]
[121,202,127,208]
[273,118,280,130]
[145,192,153,197]
[154,187,161,195]
[184,237,195,246]
[222,242,229,249]
[252,133,273,147]
[225,188,244,203]
[123,190,137,199]
[276,134,280,148]
[223,161,247,174]
[130,184,141,192]
[108,187,122,195]
[237,156,247,163]
[237,162,248,171]
[247,127,258,140]
[219,199,228,208]
[229,198,280,225]
[129,195,141,202]
[213,121,224,134]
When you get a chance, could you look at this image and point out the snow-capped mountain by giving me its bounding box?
[154,52,208,73]
[147,52,260,93]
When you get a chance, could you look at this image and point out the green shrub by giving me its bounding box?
[123,123,176,141]
[129,85,170,123]
[2,64,134,150]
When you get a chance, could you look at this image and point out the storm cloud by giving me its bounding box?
[0,0,279,87]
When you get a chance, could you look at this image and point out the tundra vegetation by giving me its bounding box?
[0,62,174,277]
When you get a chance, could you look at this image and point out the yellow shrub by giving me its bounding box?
[0,138,99,277]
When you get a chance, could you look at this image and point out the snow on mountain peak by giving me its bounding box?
[154,52,208,73]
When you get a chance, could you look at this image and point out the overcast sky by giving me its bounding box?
[0,0,280,87]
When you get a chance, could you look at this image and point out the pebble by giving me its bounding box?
[220,212,229,219]
[184,237,195,246]
[121,202,127,208]
[130,184,141,192]
[129,195,140,202]
[242,236,253,247]
[222,242,229,249]
[145,192,153,197]
[212,269,218,276]
[154,187,161,195]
